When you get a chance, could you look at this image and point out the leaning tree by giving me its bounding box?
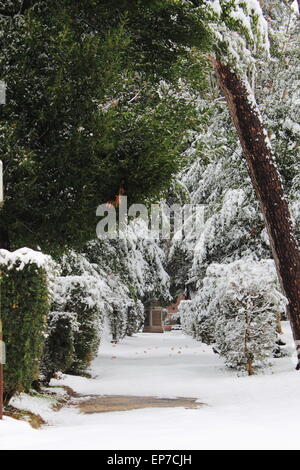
[193,0,300,369]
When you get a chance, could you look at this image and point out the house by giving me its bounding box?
[165,294,185,319]
[143,301,164,333]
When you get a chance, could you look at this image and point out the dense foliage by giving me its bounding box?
[180,260,286,374]
[0,249,49,403]
[42,311,78,384]
[0,0,209,253]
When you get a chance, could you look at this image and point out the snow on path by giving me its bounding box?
[1,327,300,450]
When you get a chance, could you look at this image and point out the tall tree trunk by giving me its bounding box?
[214,59,300,370]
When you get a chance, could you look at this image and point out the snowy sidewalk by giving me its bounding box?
[0,328,300,450]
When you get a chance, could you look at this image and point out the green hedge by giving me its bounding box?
[50,276,103,375]
[126,300,144,336]
[41,311,78,385]
[0,262,49,404]
[65,280,101,374]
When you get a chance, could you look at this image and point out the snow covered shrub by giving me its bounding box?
[125,300,144,336]
[180,269,223,344]
[41,311,79,384]
[0,248,50,404]
[167,244,193,300]
[213,261,287,374]
[180,259,286,375]
[179,300,195,336]
[58,248,133,344]
[215,305,275,376]
[52,275,104,374]
[108,303,127,344]
[212,262,285,374]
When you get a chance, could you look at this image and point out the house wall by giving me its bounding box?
[143,303,164,333]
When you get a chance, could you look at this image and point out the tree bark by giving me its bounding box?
[214,59,300,370]
[276,312,283,335]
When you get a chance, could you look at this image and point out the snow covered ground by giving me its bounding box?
[1,323,300,450]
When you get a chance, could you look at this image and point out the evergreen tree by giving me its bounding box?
[0,0,208,252]
[180,259,286,374]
